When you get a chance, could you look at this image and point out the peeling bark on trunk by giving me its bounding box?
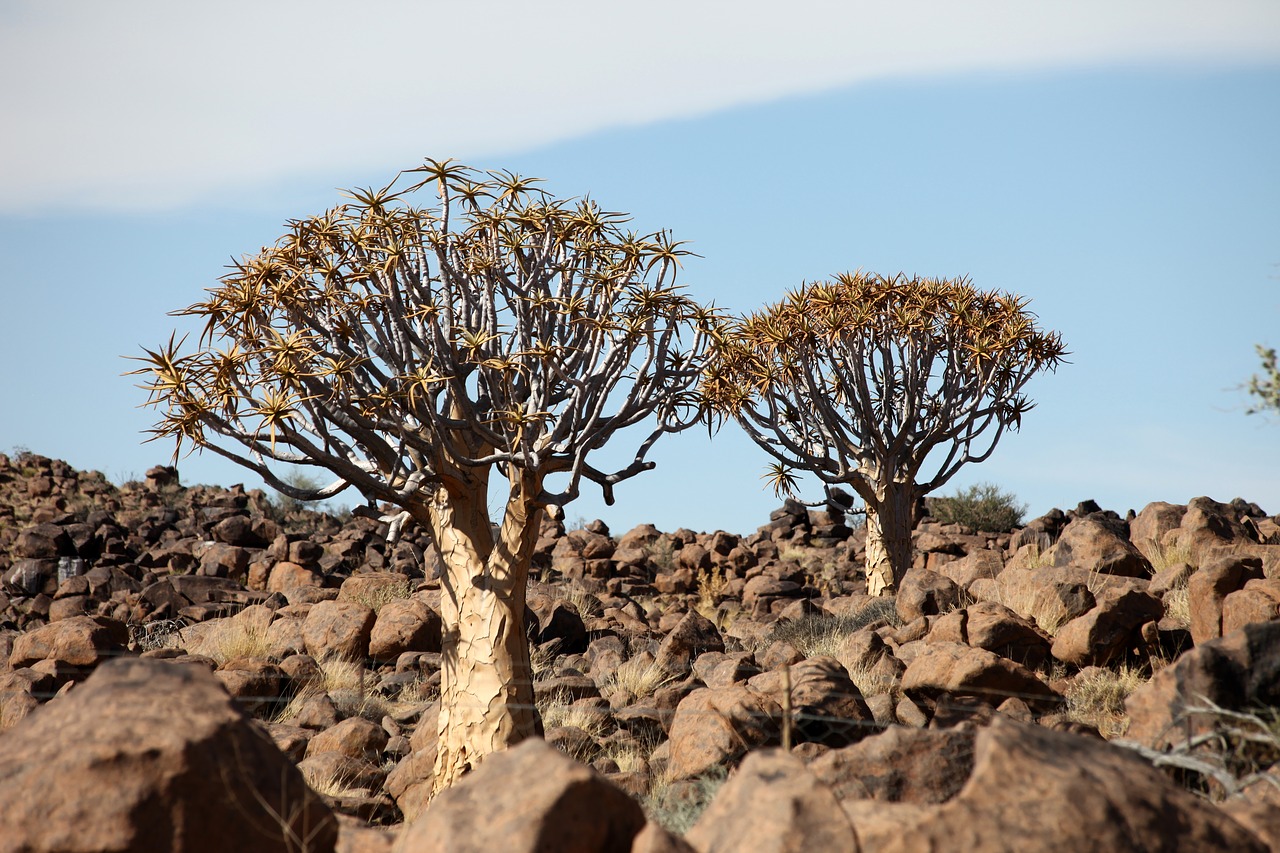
[420,470,545,794]
[864,482,916,597]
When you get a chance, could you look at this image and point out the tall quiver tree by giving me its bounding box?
[703,272,1065,596]
[131,160,718,791]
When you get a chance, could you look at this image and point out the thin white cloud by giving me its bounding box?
[3,0,1278,212]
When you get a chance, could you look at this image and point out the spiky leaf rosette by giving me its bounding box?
[701,272,1065,502]
[130,160,720,509]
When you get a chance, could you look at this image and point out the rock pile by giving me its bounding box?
[1,450,1278,851]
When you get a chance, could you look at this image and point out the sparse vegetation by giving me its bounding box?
[343,579,416,614]
[1065,663,1153,739]
[644,767,728,836]
[1148,540,1195,572]
[604,654,677,700]
[931,482,1027,533]
[764,600,902,658]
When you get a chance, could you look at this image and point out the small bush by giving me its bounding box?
[931,482,1026,533]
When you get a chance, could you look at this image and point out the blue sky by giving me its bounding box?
[2,2,1279,534]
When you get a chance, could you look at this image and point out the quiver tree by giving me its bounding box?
[703,272,1065,596]
[130,159,718,790]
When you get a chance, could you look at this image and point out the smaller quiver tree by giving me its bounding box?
[702,272,1065,596]
[130,159,719,791]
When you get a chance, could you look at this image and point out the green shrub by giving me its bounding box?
[930,482,1026,533]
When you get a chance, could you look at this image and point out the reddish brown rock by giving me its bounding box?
[1125,620,1280,750]
[871,717,1265,853]
[1046,514,1151,577]
[1129,501,1187,564]
[1049,587,1163,667]
[1221,578,1280,635]
[1176,496,1259,566]
[901,641,1058,711]
[306,716,389,762]
[1189,555,1265,644]
[303,599,376,661]
[368,597,442,660]
[809,724,977,805]
[0,657,336,852]
[654,609,724,678]
[8,615,127,669]
[685,749,857,853]
[268,560,324,592]
[895,568,963,623]
[928,601,1051,669]
[392,738,644,853]
[748,656,876,747]
[666,686,782,780]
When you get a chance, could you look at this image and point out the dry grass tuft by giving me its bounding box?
[343,579,415,614]
[604,655,677,700]
[1065,663,1152,739]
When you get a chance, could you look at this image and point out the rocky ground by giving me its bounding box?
[0,449,1278,851]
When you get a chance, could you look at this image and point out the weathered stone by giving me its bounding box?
[1125,620,1280,750]
[895,568,962,623]
[654,609,724,678]
[0,657,336,852]
[1046,514,1151,577]
[1050,587,1164,667]
[748,656,876,747]
[392,738,644,853]
[666,686,782,780]
[872,717,1265,853]
[685,749,857,853]
[902,641,1058,711]
[1129,501,1187,564]
[306,716,389,762]
[369,597,442,660]
[8,615,127,669]
[303,599,376,660]
[1189,555,1265,644]
[809,724,977,804]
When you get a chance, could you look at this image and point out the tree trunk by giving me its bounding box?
[422,470,545,794]
[864,481,916,597]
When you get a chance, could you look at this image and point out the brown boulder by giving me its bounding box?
[368,597,442,660]
[685,749,857,853]
[1129,501,1187,564]
[306,716,389,762]
[928,601,1051,669]
[304,599,376,660]
[654,609,724,678]
[895,569,962,623]
[1050,587,1164,667]
[9,615,127,669]
[1221,578,1280,635]
[1188,555,1265,644]
[1125,620,1280,750]
[0,657,336,852]
[1046,514,1151,577]
[665,686,781,780]
[392,738,645,853]
[1176,496,1258,565]
[809,724,976,805]
[901,641,1058,711]
[872,717,1265,853]
[748,657,876,747]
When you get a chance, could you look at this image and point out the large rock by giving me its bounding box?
[8,615,128,669]
[654,609,724,678]
[870,717,1266,853]
[665,686,781,780]
[895,569,963,623]
[1046,514,1151,577]
[1188,555,1264,645]
[303,599,376,660]
[1125,620,1280,750]
[901,641,1058,711]
[809,725,977,805]
[392,738,645,853]
[1129,501,1186,564]
[1175,497,1258,565]
[685,749,857,853]
[368,597,442,660]
[747,657,875,747]
[1049,587,1163,667]
[0,657,336,852]
[927,601,1051,669]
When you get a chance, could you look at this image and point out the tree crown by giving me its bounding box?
[701,271,1065,500]
[130,159,719,510]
